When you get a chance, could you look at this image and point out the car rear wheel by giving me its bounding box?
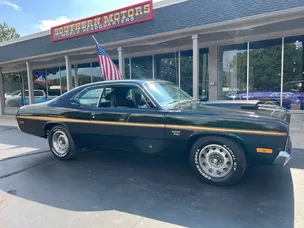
[48,125,80,160]
[190,136,246,186]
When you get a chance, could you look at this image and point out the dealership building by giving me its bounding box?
[1,0,304,115]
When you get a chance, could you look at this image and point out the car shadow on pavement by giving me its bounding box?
[0,149,295,228]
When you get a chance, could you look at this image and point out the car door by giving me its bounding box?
[88,84,166,153]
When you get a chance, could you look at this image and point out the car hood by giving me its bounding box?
[167,102,289,124]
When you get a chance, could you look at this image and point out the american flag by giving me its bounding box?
[34,72,46,87]
[95,40,122,80]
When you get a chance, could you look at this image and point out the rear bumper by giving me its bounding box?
[273,151,291,166]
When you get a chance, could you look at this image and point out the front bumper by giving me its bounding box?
[273,134,292,166]
[273,151,291,166]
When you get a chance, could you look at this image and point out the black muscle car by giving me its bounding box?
[16,80,292,186]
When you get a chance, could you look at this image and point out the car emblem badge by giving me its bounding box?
[172,130,181,136]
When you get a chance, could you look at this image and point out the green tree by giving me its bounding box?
[0,22,20,42]
[227,43,303,93]
[1,23,21,95]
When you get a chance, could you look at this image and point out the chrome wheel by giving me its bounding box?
[198,144,233,178]
[52,130,69,156]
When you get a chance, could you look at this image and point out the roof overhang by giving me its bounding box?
[1,5,304,71]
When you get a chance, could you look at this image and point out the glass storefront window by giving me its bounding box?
[92,62,104,82]
[248,39,282,104]
[4,72,23,107]
[76,63,92,86]
[180,50,193,96]
[59,66,68,94]
[155,52,178,85]
[46,67,62,100]
[179,49,209,98]
[32,69,47,104]
[219,43,247,100]
[284,36,304,110]
[125,58,130,79]
[113,59,119,69]
[131,56,153,79]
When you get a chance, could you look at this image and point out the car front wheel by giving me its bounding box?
[190,136,246,186]
[48,125,80,160]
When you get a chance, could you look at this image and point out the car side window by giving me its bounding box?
[98,85,155,109]
[76,87,104,107]
[99,88,113,107]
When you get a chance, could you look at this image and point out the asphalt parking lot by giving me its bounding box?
[0,125,303,228]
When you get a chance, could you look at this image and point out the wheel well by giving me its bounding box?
[187,134,247,155]
[44,122,65,138]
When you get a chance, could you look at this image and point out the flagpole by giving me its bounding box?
[92,35,99,44]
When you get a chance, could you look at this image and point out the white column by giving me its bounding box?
[74,64,79,87]
[117,47,125,79]
[26,62,34,105]
[0,67,5,115]
[192,34,199,100]
[208,45,219,101]
[65,55,72,91]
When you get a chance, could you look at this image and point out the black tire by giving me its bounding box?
[190,136,246,186]
[48,125,80,160]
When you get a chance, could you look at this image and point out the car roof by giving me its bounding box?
[50,79,171,103]
[80,79,170,87]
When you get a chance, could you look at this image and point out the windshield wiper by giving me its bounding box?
[168,99,193,105]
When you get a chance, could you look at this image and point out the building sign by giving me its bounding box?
[50,0,153,42]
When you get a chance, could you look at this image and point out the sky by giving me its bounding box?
[0,0,160,36]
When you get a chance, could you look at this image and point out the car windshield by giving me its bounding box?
[145,82,192,107]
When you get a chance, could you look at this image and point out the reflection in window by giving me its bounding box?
[46,67,62,99]
[248,39,282,103]
[284,36,304,110]
[125,58,130,79]
[180,50,193,96]
[155,52,178,85]
[3,71,23,107]
[59,66,67,94]
[76,63,92,86]
[219,44,247,100]
[77,87,103,107]
[92,62,104,82]
[32,69,47,104]
[131,56,153,79]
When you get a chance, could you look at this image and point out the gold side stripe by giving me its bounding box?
[17,115,287,136]
[17,116,164,128]
[168,124,287,136]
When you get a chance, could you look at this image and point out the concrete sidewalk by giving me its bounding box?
[0,115,17,127]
